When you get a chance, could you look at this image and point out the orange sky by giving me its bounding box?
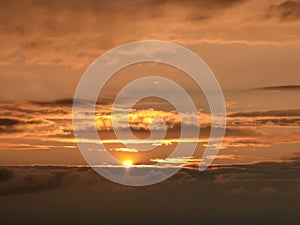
[0,0,299,167]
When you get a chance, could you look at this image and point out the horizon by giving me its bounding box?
[0,0,299,224]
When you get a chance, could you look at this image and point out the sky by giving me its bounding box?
[0,0,299,168]
[0,0,299,224]
[0,0,299,99]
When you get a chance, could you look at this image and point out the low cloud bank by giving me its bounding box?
[0,161,299,225]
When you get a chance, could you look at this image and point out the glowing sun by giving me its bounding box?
[123,160,133,168]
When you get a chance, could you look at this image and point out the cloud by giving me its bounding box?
[0,118,23,133]
[229,109,300,117]
[259,186,278,194]
[232,186,250,194]
[267,0,300,22]
[284,152,300,162]
[0,101,299,161]
[0,168,14,182]
[250,85,300,91]
[109,147,138,153]
[183,0,247,21]
[0,114,55,135]
[0,118,21,126]
[1,162,300,225]
[0,0,299,70]
[0,160,299,196]
[31,98,75,106]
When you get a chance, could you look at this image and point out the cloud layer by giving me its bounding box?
[0,99,299,166]
[0,0,299,68]
[0,162,299,224]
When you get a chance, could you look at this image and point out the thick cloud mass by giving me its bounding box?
[267,0,300,21]
[0,162,299,224]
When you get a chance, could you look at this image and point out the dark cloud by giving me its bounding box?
[1,103,69,115]
[31,98,74,106]
[1,161,299,195]
[0,168,14,182]
[255,118,300,126]
[31,98,113,107]
[0,118,23,133]
[267,0,300,21]
[0,118,20,126]
[0,162,300,224]
[0,116,48,134]
[284,152,300,162]
[229,109,300,117]
[0,127,20,134]
[185,0,247,21]
[0,0,248,43]
[181,0,247,11]
[249,85,300,91]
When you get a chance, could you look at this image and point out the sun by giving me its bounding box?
[123,160,133,168]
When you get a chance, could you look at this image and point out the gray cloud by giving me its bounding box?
[254,118,300,126]
[0,162,300,225]
[0,115,49,134]
[31,98,74,107]
[229,109,300,117]
[0,118,23,133]
[0,168,14,182]
[249,85,300,91]
[181,0,247,21]
[1,161,299,195]
[267,0,300,21]
[0,118,21,126]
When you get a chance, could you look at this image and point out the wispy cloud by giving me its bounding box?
[247,85,300,92]
[0,100,299,166]
[266,0,300,22]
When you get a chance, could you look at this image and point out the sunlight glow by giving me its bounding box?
[123,160,133,168]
